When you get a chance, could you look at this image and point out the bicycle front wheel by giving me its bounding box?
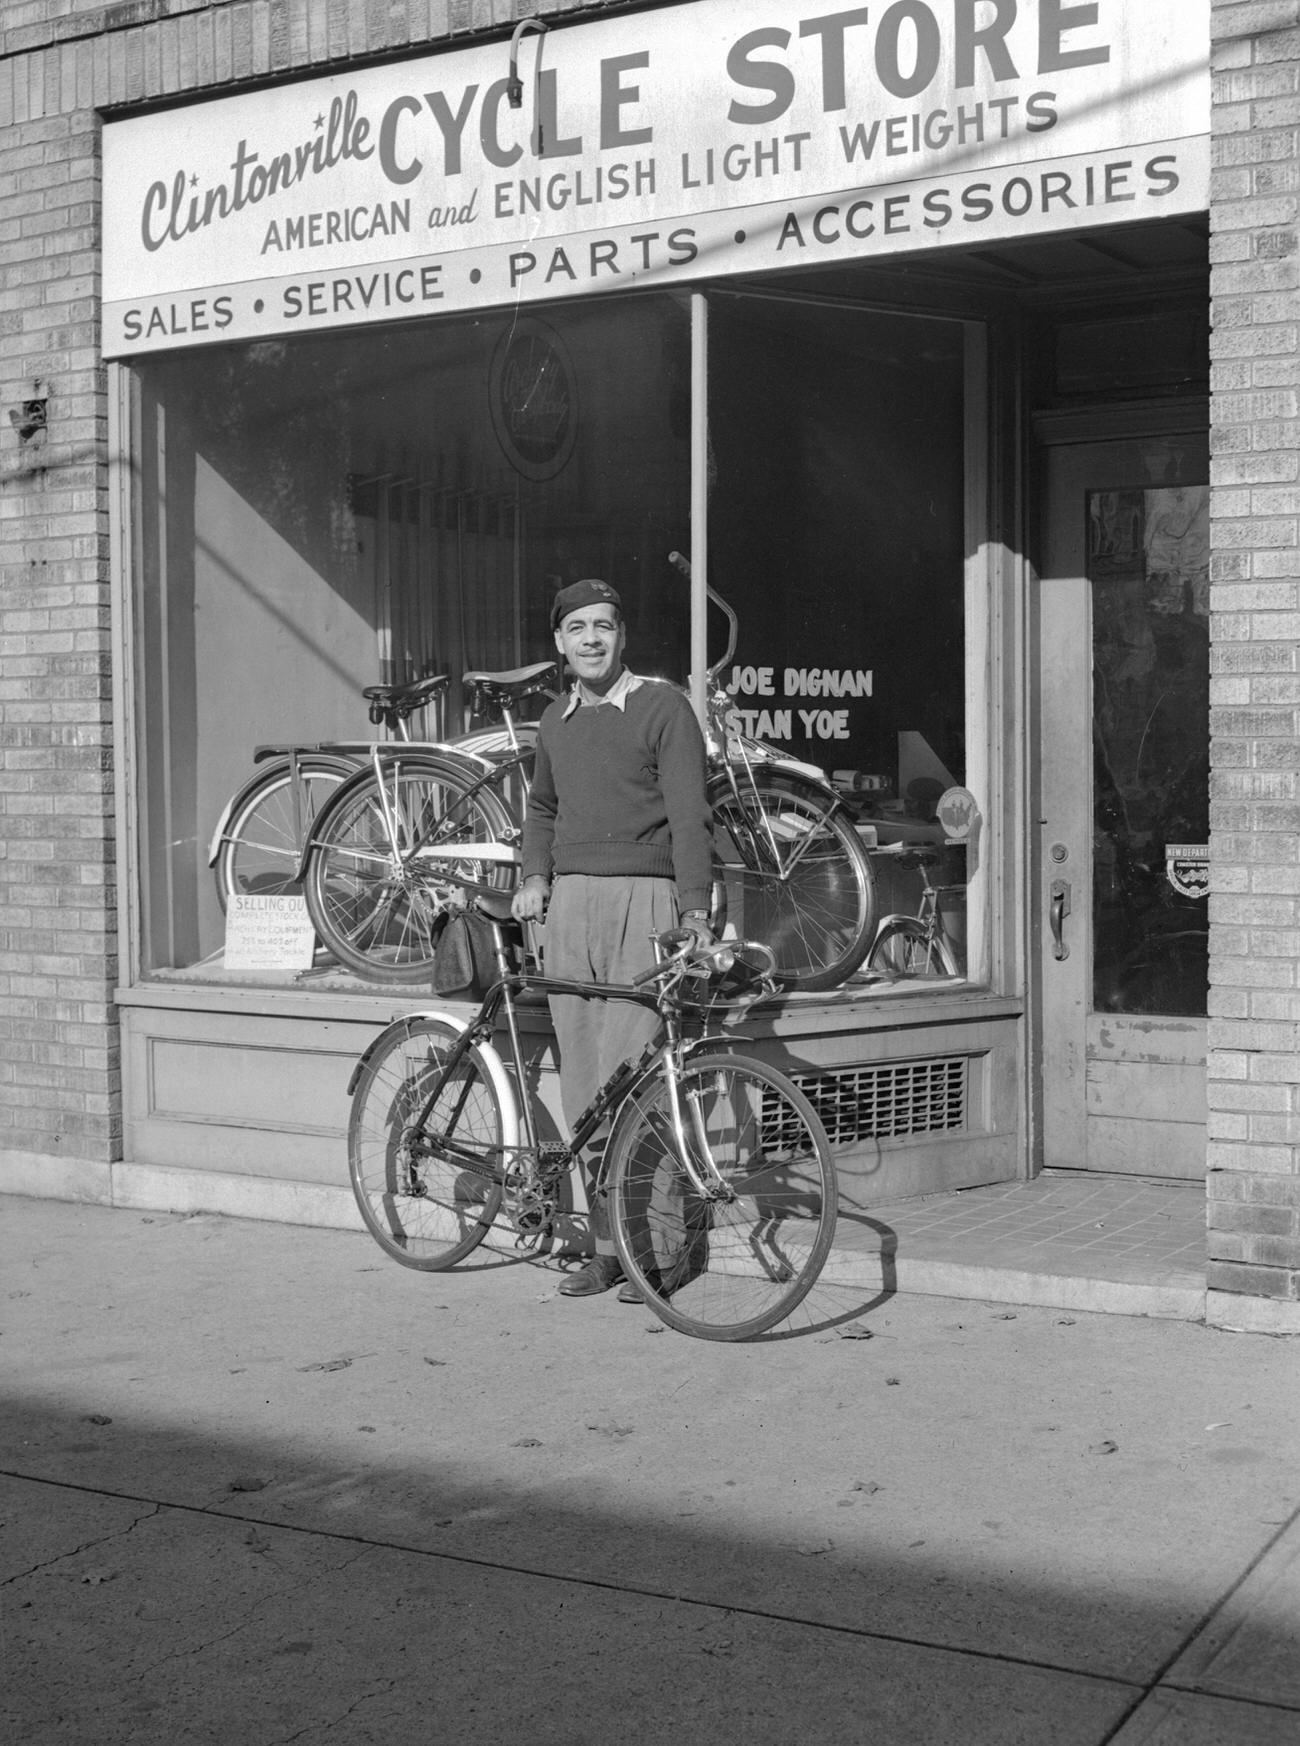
[868,916,959,979]
[709,769,876,993]
[348,1015,514,1269]
[213,754,356,914]
[304,751,517,981]
[606,1051,837,1340]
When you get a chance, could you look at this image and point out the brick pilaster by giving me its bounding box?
[1208,0,1300,1330]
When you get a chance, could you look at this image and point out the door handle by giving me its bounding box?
[1049,877,1071,961]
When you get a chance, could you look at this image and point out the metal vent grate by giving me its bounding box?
[769,1058,968,1148]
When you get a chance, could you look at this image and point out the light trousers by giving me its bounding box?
[543,874,679,1245]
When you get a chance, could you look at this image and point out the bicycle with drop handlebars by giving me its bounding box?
[346,880,837,1342]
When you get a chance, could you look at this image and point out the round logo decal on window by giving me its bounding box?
[489,318,577,481]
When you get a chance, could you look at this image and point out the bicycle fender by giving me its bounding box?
[682,1032,758,1055]
[347,1010,468,1097]
[207,795,237,866]
[208,756,296,867]
[707,761,841,804]
[735,741,829,785]
[868,912,914,945]
[764,758,845,796]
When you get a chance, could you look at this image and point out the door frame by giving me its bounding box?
[1029,398,1210,1178]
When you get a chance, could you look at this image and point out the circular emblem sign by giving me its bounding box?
[936,786,980,842]
[489,318,577,481]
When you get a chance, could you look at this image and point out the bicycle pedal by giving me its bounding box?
[513,1224,552,1252]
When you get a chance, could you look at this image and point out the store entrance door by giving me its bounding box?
[1037,431,1209,1178]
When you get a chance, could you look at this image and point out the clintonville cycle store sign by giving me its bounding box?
[101,0,1209,356]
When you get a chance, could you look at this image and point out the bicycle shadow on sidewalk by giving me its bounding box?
[737,1213,898,1343]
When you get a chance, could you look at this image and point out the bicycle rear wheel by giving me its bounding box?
[213,753,356,914]
[606,1051,837,1340]
[303,751,517,981]
[348,1015,513,1269]
[867,916,959,979]
[709,769,876,993]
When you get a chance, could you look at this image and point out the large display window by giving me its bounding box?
[121,287,979,993]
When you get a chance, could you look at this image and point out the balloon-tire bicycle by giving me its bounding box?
[209,668,545,930]
[294,665,552,981]
[865,844,962,980]
[347,897,838,1342]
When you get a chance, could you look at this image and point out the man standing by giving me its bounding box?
[511,578,713,1298]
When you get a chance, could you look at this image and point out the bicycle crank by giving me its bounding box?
[502,1144,570,1246]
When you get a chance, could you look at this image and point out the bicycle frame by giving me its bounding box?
[292,743,526,884]
[350,919,762,1219]
[867,847,944,946]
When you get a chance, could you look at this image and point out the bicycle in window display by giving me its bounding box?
[298,561,878,991]
[207,663,551,929]
[865,843,963,980]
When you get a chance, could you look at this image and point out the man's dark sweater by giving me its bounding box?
[521,674,713,912]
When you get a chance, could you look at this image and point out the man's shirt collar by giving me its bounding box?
[561,666,644,717]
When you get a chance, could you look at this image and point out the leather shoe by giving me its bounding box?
[557,1255,624,1297]
[616,1279,645,1304]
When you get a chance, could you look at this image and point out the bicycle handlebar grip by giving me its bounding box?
[632,929,696,985]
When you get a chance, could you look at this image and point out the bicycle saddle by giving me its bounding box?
[462,663,558,712]
[363,672,450,725]
[472,890,518,923]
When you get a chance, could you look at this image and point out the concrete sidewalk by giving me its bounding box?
[827,1172,1208,1322]
[3,1193,1298,1746]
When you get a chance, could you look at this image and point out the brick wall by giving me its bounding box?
[0,78,114,1161]
[0,0,570,1173]
[1207,0,1300,1329]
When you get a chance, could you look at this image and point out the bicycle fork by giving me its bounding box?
[657,1047,736,1207]
[660,1046,797,1284]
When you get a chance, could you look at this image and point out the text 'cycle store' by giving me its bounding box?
[6,0,1298,1329]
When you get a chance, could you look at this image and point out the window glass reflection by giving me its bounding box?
[1090,484,1210,1016]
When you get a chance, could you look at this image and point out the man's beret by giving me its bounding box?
[551,578,623,630]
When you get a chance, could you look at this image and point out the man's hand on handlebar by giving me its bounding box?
[679,908,714,952]
[511,875,549,924]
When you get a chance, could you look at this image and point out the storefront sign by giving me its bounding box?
[1166,844,1210,899]
[223,895,317,970]
[102,0,1209,355]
